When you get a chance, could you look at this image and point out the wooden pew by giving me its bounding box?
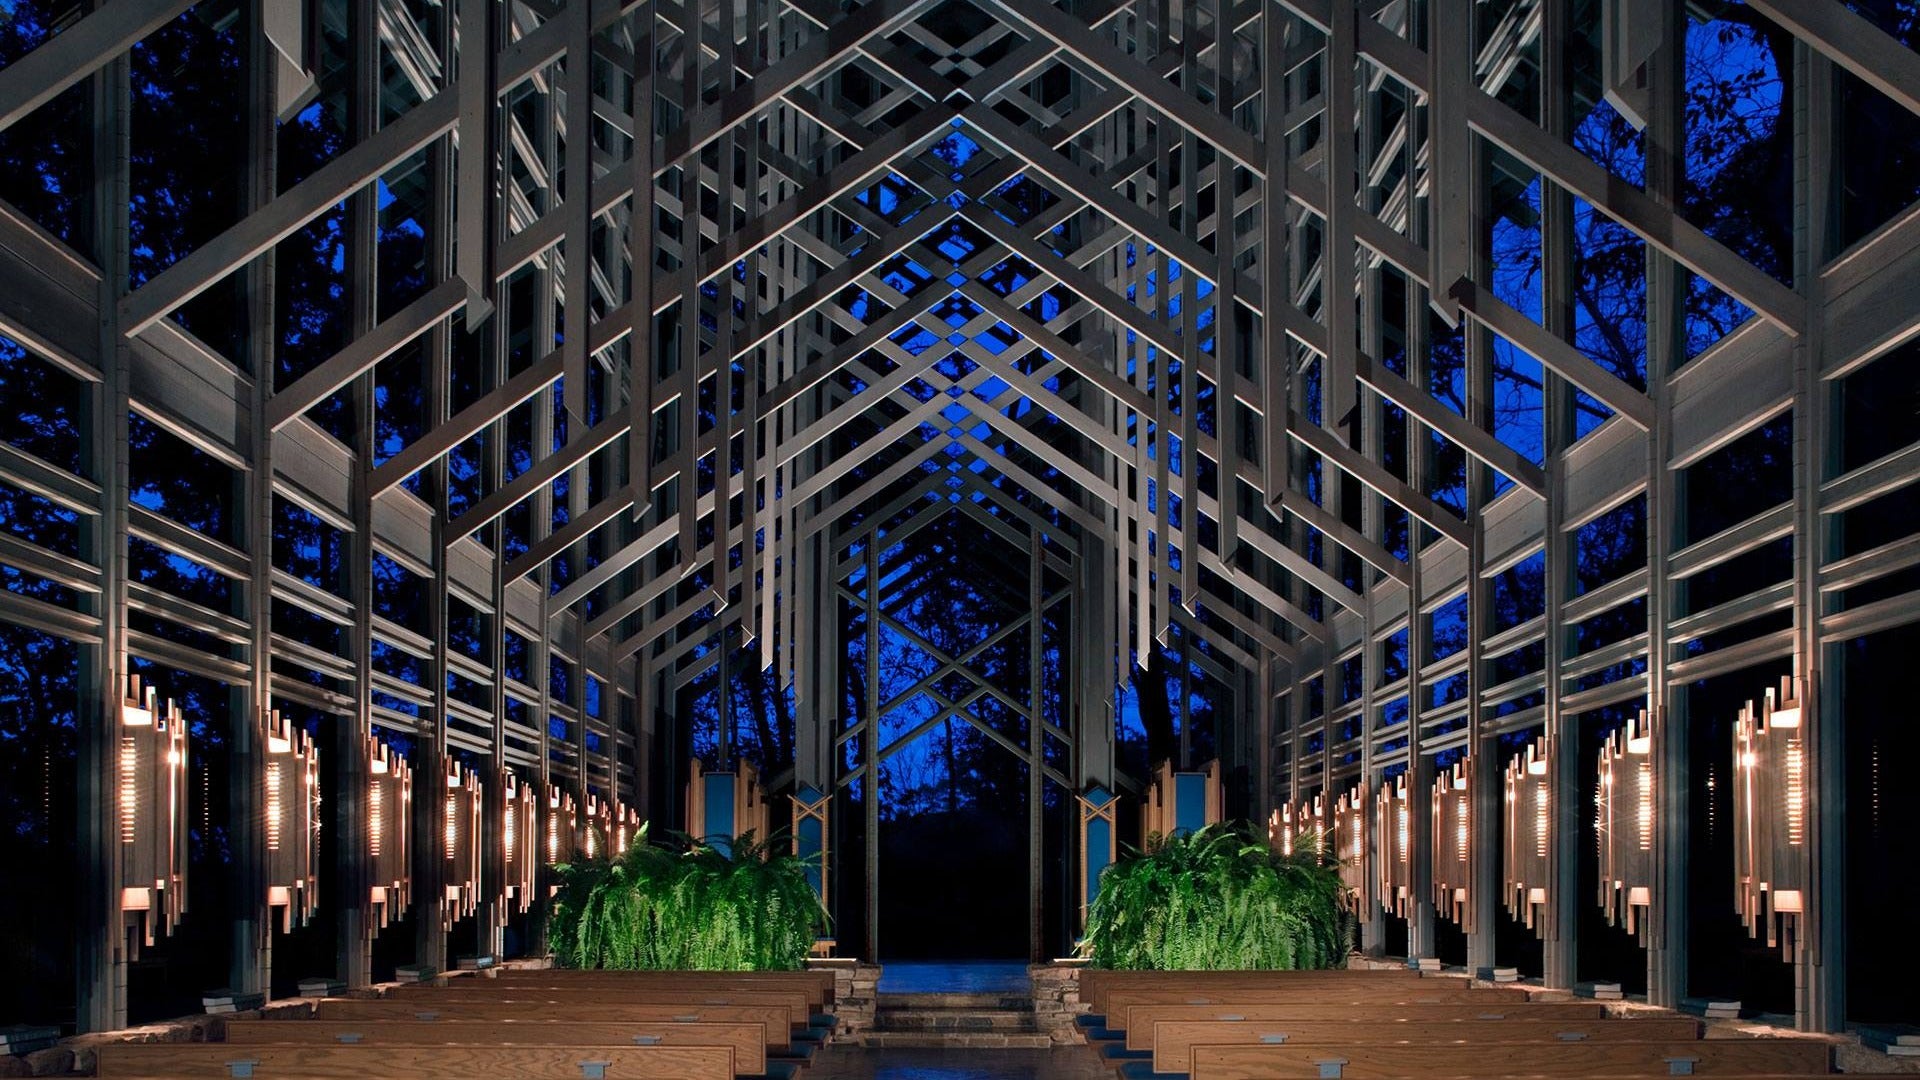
[1121,1001,1611,1051]
[96,1041,735,1079]
[223,1019,768,1076]
[311,999,795,1050]
[477,970,834,1006]
[1099,984,1530,1023]
[1187,1037,1834,1078]
[1151,1017,1704,1074]
[384,988,815,1032]
[1080,969,1426,1017]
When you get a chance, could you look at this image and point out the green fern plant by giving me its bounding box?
[1083,821,1355,970]
[548,826,826,970]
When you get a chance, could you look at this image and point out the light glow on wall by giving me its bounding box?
[1377,773,1414,920]
[1432,759,1473,933]
[264,710,320,934]
[368,736,413,930]
[442,757,483,930]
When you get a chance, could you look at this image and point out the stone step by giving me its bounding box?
[857,1032,1058,1049]
[875,992,1034,1010]
[873,1008,1041,1032]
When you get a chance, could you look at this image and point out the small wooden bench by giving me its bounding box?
[310,999,795,1049]
[1151,1017,1704,1074]
[223,1019,768,1076]
[1120,1001,1611,1051]
[1186,1037,1833,1078]
[95,1041,735,1079]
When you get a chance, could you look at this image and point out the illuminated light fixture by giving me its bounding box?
[1376,773,1414,920]
[496,770,538,923]
[442,758,483,930]
[546,784,578,869]
[367,736,413,930]
[1735,677,1809,959]
[614,801,641,856]
[264,710,320,934]
[582,792,610,860]
[1431,759,1474,933]
[1268,794,1327,861]
[1333,784,1370,914]
[1503,738,1552,935]
[119,675,189,956]
[1596,708,1656,941]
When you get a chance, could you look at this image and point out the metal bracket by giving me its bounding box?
[1316,1059,1348,1078]
[632,1035,661,1045]
[1666,1058,1699,1076]
[579,1061,612,1079]
[225,1061,259,1078]
[414,1012,439,1021]
[334,1033,364,1044]
[1556,1031,1588,1042]
[1260,1033,1288,1044]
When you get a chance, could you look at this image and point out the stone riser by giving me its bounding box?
[873,1010,1041,1031]
[857,1032,1058,1049]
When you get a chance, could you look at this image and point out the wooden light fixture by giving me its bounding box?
[1596,709,1655,940]
[367,736,412,929]
[264,710,320,933]
[120,674,189,956]
[1735,677,1808,958]
[1377,773,1414,920]
[497,770,537,922]
[1503,737,1551,935]
[1334,784,1370,913]
[546,783,577,868]
[1268,793,1326,860]
[1432,759,1473,933]
[442,758,482,930]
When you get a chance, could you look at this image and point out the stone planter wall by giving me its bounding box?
[811,959,881,1037]
[1028,962,1088,1044]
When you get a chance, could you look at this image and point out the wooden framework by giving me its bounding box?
[0,0,1911,1033]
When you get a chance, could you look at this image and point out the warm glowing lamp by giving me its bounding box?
[1333,784,1370,913]
[1503,738,1552,935]
[119,675,189,956]
[442,758,483,930]
[496,770,538,923]
[264,710,320,933]
[1735,677,1809,959]
[1377,773,1414,920]
[1431,759,1473,933]
[367,736,413,930]
[1596,709,1656,940]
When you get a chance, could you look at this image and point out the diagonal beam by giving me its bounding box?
[502,484,636,585]
[1450,279,1657,431]
[122,91,458,335]
[1466,88,1806,338]
[1287,409,1473,548]
[266,280,464,431]
[0,0,196,133]
[1353,351,1548,496]
[443,411,629,548]
[1744,0,1920,118]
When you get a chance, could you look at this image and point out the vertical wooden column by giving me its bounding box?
[78,32,133,1034]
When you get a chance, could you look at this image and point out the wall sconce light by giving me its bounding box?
[1377,773,1413,920]
[1596,708,1655,941]
[546,784,577,869]
[613,800,641,856]
[1268,794,1326,861]
[367,736,412,930]
[442,758,482,930]
[1432,759,1473,933]
[1735,677,1808,959]
[120,674,188,956]
[1334,784,1369,913]
[1503,738,1551,935]
[582,792,609,859]
[264,710,320,934]
[497,770,538,921]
